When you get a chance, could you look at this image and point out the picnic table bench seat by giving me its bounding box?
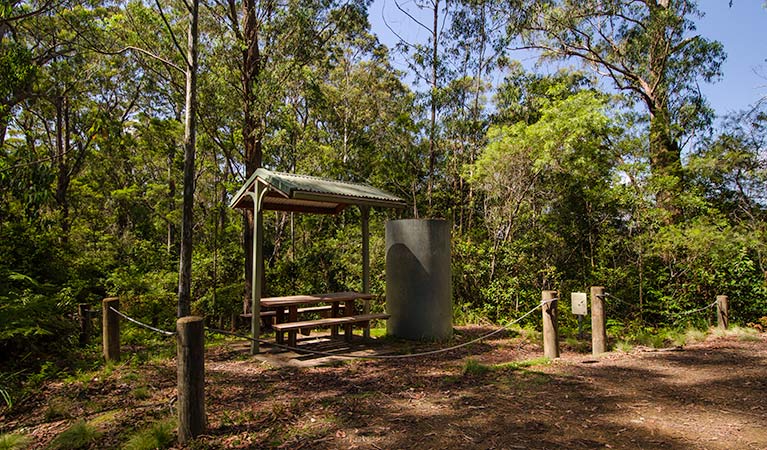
[240,305,334,319]
[272,313,390,346]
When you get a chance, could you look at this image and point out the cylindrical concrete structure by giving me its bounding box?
[386,219,452,340]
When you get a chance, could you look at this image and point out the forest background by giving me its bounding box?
[1,0,766,397]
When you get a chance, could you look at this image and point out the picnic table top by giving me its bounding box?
[260,291,374,307]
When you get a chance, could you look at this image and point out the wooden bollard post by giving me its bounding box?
[177,316,206,444]
[79,303,91,347]
[542,290,559,359]
[716,295,729,330]
[102,297,120,362]
[590,286,607,355]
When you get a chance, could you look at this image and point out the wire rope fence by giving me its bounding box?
[99,298,555,361]
[108,306,176,336]
[88,292,729,362]
[81,290,733,445]
[678,300,718,316]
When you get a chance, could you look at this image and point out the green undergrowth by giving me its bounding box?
[1,327,176,415]
[613,325,714,350]
[564,336,591,353]
[517,325,542,344]
[712,326,762,341]
[453,304,494,326]
[368,325,387,338]
[609,324,763,350]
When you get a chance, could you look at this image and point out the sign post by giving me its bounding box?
[571,292,588,340]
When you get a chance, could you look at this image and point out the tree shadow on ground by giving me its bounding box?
[201,335,767,449]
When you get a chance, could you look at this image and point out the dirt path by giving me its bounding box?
[5,329,767,449]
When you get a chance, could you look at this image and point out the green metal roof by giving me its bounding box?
[229,168,406,214]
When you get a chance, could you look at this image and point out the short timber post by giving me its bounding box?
[542,290,559,359]
[102,297,120,362]
[590,286,607,355]
[79,303,91,347]
[177,316,206,444]
[716,295,729,330]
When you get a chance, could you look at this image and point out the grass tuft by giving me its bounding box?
[121,419,175,450]
[0,433,31,450]
[461,358,490,376]
[48,420,101,450]
[564,336,591,353]
[494,357,550,371]
[131,386,151,401]
[634,330,667,348]
[666,329,687,347]
[44,398,73,421]
[615,341,633,353]
[684,327,708,344]
[728,326,761,341]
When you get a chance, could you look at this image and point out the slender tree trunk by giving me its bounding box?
[54,96,70,242]
[467,4,487,231]
[427,0,439,210]
[167,147,176,253]
[241,0,264,314]
[342,57,350,163]
[177,0,199,318]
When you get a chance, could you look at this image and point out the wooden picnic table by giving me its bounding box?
[260,291,385,346]
[260,291,374,307]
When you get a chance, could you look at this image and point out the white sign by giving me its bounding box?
[571,292,588,316]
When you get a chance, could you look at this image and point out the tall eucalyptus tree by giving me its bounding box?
[521,0,725,214]
[207,0,370,313]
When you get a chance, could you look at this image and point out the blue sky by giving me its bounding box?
[369,1,767,118]
[697,1,766,116]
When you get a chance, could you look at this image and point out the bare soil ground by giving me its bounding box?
[3,327,766,449]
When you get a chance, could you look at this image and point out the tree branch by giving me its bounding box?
[153,0,191,68]
[393,0,432,33]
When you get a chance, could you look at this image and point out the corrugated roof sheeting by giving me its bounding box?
[229,168,406,213]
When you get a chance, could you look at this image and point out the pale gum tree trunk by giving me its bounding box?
[177,0,199,318]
